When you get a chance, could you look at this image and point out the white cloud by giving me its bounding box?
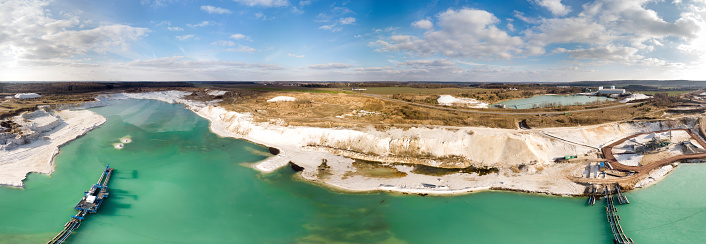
[299,0,312,6]
[230,34,250,40]
[187,21,213,28]
[226,45,257,53]
[201,5,232,14]
[288,53,305,58]
[584,0,699,40]
[332,6,353,15]
[307,62,353,69]
[523,0,703,60]
[176,34,195,41]
[233,0,289,7]
[339,17,356,25]
[255,12,271,20]
[532,0,571,16]
[373,8,523,59]
[523,16,611,55]
[0,0,149,64]
[167,26,183,31]
[373,2,705,68]
[211,40,256,52]
[555,45,642,62]
[411,19,433,30]
[315,13,332,22]
[117,56,284,70]
[140,0,176,8]
[212,40,236,46]
[319,24,341,32]
[316,5,356,31]
[399,59,455,67]
[355,67,387,71]
[513,10,540,24]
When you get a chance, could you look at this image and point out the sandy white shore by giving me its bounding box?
[0,109,106,187]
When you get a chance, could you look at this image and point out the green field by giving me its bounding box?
[360,87,495,95]
[203,83,349,94]
[239,87,349,94]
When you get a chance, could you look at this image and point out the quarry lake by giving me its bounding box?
[493,95,615,109]
[1,99,705,244]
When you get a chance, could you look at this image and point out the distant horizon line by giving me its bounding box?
[1,80,704,83]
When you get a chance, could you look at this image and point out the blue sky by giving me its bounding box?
[1,0,705,82]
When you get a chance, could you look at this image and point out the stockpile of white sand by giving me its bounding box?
[620,93,652,103]
[437,95,488,108]
[207,90,228,96]
[267,96,297,102]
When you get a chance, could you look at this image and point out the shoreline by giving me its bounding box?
[0,91,693,197]
[176,91,694,197]
[0,109,106,188]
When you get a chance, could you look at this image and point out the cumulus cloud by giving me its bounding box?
[0,0,149,63]
[373,8,523,59]
[187,21,213,28]
[230,33,251,40]
[523,16,611,55]
[555,45,642,62]
[532,0,571,16]
[319,24,341,32]
[233,0,289,7]
[291,6,304,14]
[373,2,705,68]
[339,17,356,25]
[524,0,703,61]
[201,5,231,14]
[307,62,354,69]
[411,19,433,29]
[167,26,183,31]
[255,12,271,20]
[513,10,540,24]
[583,0,699,40]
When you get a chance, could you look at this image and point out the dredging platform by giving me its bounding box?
[47,165,113,244]
[604,185,633,244]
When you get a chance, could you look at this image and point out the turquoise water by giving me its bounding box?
[0,99,704,243]
[493,95,614,109]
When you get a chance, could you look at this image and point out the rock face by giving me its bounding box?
[196,105,698,169]
[0,110,61,151]
[289,162,304,171]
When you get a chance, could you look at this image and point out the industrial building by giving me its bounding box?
[596,86,626,95]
